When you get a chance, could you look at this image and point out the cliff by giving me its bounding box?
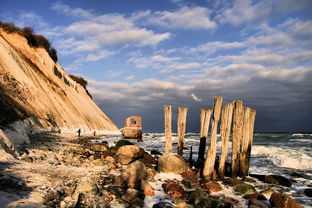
[0,28,120,141]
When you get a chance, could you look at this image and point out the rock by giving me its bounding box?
[173,198,187,207]
[201,181,222,192]
[243,193,267,200]
[116,154,134,165]
[116,145,145,161]
[115,140,134,150]
[121,160,147,188]
[304,188,312,197]
[44,188,60,202]
[248,198,270,208]
[260,188,275,200]
[19,153,33,162]
[223,178,244,187]
[105,156,115,162]
[60,201,67,208]
[234,183,257,195]
[158,153,189,174]
[110,199,129,208]
[143,152,155,164]
[113,175,125,187]
[141,180,154,196]
[147,168,157,180]
[91,159,106,166]
[73,177,98,200]
[220,196,239,206]
[264,175,292,187]
[189,188,232,208]
[162,180,185,199]
[108,161,117,169]
[90,143,109,152]
[76,193,109,208]
[121,188,139,202]
[182,169,198,182]
[249,174,266,181]
[270,192,303,208]
[150,150,162,156]
[152,202,174,208]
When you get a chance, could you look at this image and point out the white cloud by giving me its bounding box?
[143,7,216,30]
[125,75,135,80]
[82,50,116,62]
[191,93,202,102]
[52,3,94,19]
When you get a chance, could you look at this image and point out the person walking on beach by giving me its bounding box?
[93,131,96,136]
[77,128,81,137]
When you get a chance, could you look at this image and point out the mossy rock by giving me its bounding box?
[115,140,134,150]
[188,189,232,208]
[235,183,257,195]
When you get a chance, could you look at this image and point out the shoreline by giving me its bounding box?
[0,132,310,208]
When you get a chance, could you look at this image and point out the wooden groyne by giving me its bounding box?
[164,96,256,179]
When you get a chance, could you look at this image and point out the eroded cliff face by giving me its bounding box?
[0,29,120,135]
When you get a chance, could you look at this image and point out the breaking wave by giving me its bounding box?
[252,145,312,170]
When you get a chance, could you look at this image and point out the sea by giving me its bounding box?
[97,132,312,207]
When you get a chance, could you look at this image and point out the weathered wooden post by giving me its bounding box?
[218,102,234,179]
[177,107,188,156]
[164,105,172,154]
[239,107,251,177]
[245,109,256,175]
[231,101,244,178]
[198,109,212,162]
[203,96,223,180]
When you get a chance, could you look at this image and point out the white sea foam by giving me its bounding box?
[292,133,312,137]
[252,146,312,170]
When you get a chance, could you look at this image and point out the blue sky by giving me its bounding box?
[1,0,312,132]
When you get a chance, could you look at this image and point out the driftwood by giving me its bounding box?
[164,105,172,154]
[198,109,212,162]
[231,100,244,178]
[177,107,188,156]
[218,102,234,179]
[203,96,223,180]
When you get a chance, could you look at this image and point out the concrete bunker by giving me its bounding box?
[120,116,142,140]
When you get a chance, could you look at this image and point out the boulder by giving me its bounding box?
[162,180,186,199]
[264,175,292,187]
[243,193,267,200]
[152,202,174,208]
[121,188,138,202]
[269,192,303,208]
[116,154,134,165]
[201,181,222,192]
[223,178,244,187]
[158,153,189,174]
[173,198,187,207]
[143,152,155,164]
[73,177,98,200]
[76,193,109,208]
[235,183,257,195]
[141,180,154,196]
[90,159,106,166]
[90,143,109,152]
[121,160,147,188]
[115,140,134,150]
[110,199,129,208]
[304,188,312,197]
[189,188,232,208]
[116,145,145,159]
[248,198,270,208]
[260,188,275,200]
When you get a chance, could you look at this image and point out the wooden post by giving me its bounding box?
[239,107,251,177]
[245,109,256,175]
[198,109,212,162]
[218,102,234,179]
[231,101,244,178]
[203,96,223,180]
[164,105,172,154]
[177,107,188,156]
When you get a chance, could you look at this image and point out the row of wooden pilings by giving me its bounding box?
[164,96,256,180]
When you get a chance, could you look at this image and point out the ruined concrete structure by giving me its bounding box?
[121,116,142,140]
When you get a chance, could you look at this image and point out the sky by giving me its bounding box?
[1,0,312,132]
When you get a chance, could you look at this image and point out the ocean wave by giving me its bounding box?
[251,146,312,170]
[292,133,312,137]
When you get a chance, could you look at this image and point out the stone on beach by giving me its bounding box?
[116,145,145,158]
[72,177,98,200]
[158,153,189,174]
[162,180,186,199]
[121,160,147,188]
[115,140,134,150]
[264,175,292,187]
[234,183,257,195]
[90,143,109,152]
[269,192,303,208]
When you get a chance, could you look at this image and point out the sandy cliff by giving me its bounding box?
[0,28,120,140]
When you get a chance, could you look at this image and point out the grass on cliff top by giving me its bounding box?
[0,21,58,63]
